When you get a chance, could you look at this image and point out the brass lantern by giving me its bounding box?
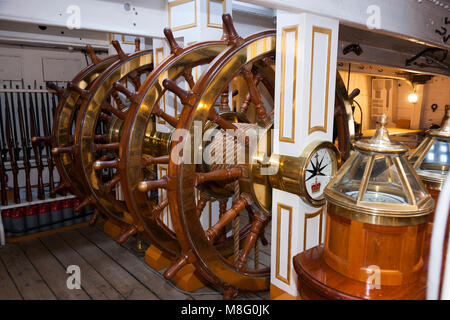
[409,108,450,199]
[323,114,434,287]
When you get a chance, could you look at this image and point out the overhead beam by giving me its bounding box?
[240,0,450,49]
[0,0,169,38]
[338,40,450,77]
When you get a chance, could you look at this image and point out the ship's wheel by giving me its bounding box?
[34,46,119,202]
[47,39,153,240]
[116,21,238,257]
[162,19,276,297]
[152,16,354,298]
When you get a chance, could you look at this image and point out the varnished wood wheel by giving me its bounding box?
[33,46,119,204]
[54,39,154,239]
[118,24,235,259]
[163,17,276,295]
[334,73,356,161]
[159,15,355,297]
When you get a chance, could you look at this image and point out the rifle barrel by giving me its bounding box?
[0,93,8,205]
[28,88,45,200]
[4,90,20,203]
[40,88,55,197]
[16,87,32,202]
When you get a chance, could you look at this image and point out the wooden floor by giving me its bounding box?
[0,223,270,300]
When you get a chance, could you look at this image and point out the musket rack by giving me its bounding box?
[0,81,91,244]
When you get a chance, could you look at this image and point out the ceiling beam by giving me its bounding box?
[0,0,169,38]
[239,0,450,49]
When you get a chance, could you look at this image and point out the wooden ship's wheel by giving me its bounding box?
[33,46,119,201]
[111,18,236,257]
[52,40,156,241]
[131,15,355,298]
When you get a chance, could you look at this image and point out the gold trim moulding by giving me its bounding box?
[207,0,226,29]
[122,35,136,45]
[168,0,198,32]
[303,208,323,251]
[324,189,434,227]
[276,203,292,285]
[308,26,332,135]
[279,25,298,144]
[420,175,445,191]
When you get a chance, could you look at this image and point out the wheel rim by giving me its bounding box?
[120,34,229,257]
[51,54,119,200]
[73,49,154,228]
[168,30,277,291]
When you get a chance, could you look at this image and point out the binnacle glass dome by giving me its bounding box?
[324,114,434,225]
[409,108,450,188]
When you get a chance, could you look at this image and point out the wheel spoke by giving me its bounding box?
[207,107,237,130]
[196,192,210,217]
[152,106,178,127]
[142,155,170,167]
[183,67,195,90]
[239,73,262,114]
[151,199,169,218]
[138,176,168,192]
[105,173,120,193]
[220,88,230,111]
[236,212,267,271]
[99,112,112,122]
[102,101,127,120]
[112,40,127,61]
[113,82,138,104]
[86,45,101,65]
[111,90,127,110]
[242,66,270,125]
[127,71,141,89]
[205,197,248,244]
[93,142,119,151]
[93,159,119,170]
[94,134,108,142]
[195,167,243,186]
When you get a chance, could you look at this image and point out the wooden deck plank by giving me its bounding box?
[78,226,190,300]
[59,229,158,300]
[0,253,22,300]
[40,234,123,300]
[19,238,91,300]
[0,244,56,300]
[192,293,224,300]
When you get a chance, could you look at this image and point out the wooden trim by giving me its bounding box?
[207,0,226,28]
[303,208,324,251]
[121,35,135,45]
[168,0,198,32]
[308,26,332,134]
[276,203,293,285]
[279,25,298,143]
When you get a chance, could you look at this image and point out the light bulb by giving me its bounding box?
[408,93,418,103]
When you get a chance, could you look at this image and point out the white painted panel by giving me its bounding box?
[278,206,290,280]
[170,0,196,29]
[309,31,329,131]
[305,214,320,250]
[281,30,296,140]
[0,55,22,80]
[209,0,224,25]
[42,57,82,81]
